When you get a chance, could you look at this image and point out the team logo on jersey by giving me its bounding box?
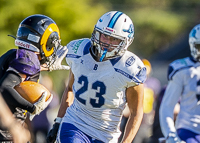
[125,56,135,67]
[72,39,84,54]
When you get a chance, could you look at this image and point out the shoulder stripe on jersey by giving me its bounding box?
[66,54,81,59]
[108,12,123,28]
[114,68,142,84]
[110,56,122,66]
[83,41,92,55]
[168,57,196,80]
[168,66,193,80]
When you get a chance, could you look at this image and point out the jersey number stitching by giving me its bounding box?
[75,75,106,108]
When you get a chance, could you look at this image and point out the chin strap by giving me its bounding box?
[7,34,16,39]
[99,49,107,62]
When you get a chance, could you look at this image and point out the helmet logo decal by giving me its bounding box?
[108,11,123,28]
[15,40,30,49]
[125,56,135,67]
[191,29,197,38]
[99,18,103,22]
[15,39,39,52]
[41,23,60,57]
[123,24,134,38]
[105,27,114,32]
[27,34,40,43]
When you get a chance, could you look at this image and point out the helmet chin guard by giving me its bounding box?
[91,11,134,62]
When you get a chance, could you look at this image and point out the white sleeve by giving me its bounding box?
[159,72,183,138]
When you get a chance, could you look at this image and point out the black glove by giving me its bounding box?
[46,117,62,143]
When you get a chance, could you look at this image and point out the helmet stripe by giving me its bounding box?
[40,23,60,57]
[108,11,123,28]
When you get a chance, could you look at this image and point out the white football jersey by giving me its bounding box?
[61,38,146,142]
[160,57,200,137]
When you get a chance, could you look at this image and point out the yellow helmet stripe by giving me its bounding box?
[40,23,60,57]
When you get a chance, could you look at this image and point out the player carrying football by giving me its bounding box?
[47,11,147,143]
[0,14,69,142]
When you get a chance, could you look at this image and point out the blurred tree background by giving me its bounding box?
[0,0,200,95]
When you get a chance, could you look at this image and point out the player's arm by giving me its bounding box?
[46,69,74,143]
[0,95,31,143]
[0,70,36,113]
[121,83,144,143]
[57,69,74,117]
[159,62,184,143]
[159,79,182,139]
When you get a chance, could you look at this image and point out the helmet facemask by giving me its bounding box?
[91,28,127,62]
[189,24,200,61]
[40,32,61,68]
[190,41,200,61]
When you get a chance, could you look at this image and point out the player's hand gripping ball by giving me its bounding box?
[14,81,51,104]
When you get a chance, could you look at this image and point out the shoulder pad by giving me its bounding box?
[113,51,147,84]
[66,38,91,57]
[168,57,193,80]
[9,49,40,76]
[0,49,16,78]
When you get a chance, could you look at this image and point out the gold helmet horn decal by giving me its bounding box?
[40,23,60,57]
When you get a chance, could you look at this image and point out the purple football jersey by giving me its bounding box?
[9,49,40,75]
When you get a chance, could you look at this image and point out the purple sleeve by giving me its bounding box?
[9,49,40,75]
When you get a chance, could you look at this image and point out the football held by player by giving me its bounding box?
[0,14,68,142]
[47,11,147,143]
[159,24,200,143]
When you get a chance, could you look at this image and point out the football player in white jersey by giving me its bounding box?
[159,24,200,143]
[47,11,147,143]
